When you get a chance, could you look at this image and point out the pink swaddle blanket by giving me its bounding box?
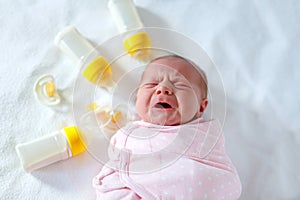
[93,118,242,199]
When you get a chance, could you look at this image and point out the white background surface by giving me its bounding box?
[1,0,300,199]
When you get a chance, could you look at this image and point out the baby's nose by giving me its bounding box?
[156,85,173,95]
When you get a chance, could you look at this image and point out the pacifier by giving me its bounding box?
[33,74,61,106]
[79,103,134,140]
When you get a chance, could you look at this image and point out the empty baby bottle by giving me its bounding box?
[15,126,85,172]
[108,0,151,60]
[55,26,115,90]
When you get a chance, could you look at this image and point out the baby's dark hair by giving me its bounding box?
[147,54,208,99]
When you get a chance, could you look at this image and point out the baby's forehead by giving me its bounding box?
[149,56,190,67]
[144,63,185,76]
[143,56,203,80]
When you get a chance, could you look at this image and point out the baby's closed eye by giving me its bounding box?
[142,82,158,88]
[173,82,191,89]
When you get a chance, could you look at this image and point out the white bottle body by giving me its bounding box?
[15,130,71,172]
[54,26,96,64]
[108,0,144,33]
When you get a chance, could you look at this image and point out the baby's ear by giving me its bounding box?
[199,98,208,116]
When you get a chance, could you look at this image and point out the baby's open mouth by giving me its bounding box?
[155,102,172,109]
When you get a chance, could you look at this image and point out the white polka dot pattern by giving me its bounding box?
[93,119,242,199]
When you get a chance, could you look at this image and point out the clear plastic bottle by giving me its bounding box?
[15,126,85,172]
[108,0,151,60]
[55,26,115,90]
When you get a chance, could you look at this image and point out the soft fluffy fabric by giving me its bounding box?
[1,0,300,199]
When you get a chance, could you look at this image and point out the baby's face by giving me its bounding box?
[136,56,208,126]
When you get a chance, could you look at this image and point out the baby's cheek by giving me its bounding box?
[136,96,148,117]
[136,99,143,115]
[181,95,199,114]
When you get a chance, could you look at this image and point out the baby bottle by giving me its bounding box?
[108,0,151,60]
[55,26,115,90]
[15,126,85,172]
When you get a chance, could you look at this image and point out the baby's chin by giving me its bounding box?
[138,109,199,126]
[151,119,179,126]
[141,114,188,126]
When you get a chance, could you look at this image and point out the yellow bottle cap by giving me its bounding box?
[123,32,151,59]
[83,56,112,85]
[64,126,85,156]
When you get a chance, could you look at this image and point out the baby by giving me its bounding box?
[93,55,242,199]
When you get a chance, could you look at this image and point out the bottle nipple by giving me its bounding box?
[33,74,61,106]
